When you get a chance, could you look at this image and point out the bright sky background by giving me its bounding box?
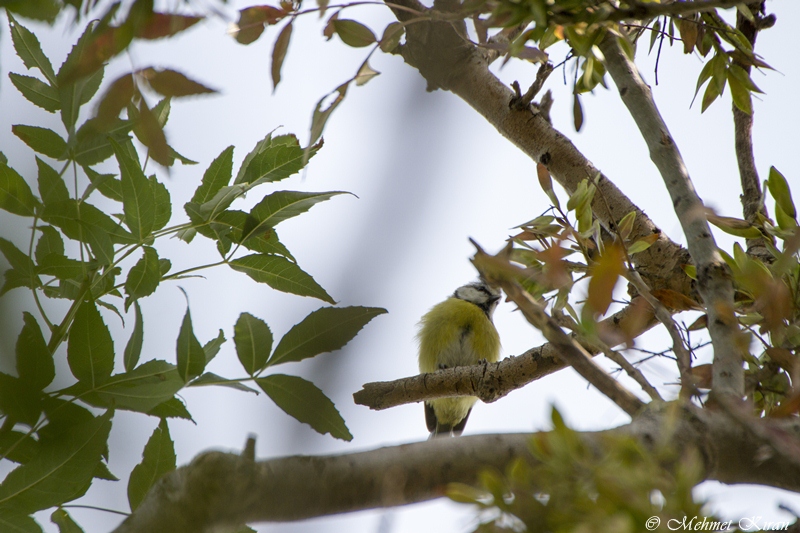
[1,0,800,531]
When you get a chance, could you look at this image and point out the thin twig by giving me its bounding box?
[625,270,696,400]
[590,335,663,401]
[472,242,645,417]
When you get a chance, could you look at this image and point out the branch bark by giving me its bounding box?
[112,403,800,533]
[599,33,744,398]
[354,299,656,411]
[389,0,693,300]
[733,1,772,262]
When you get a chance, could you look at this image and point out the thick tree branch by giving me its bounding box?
[354,299,656,410]
[389,0,693,300]
[113,403,800,533]
[599,33,744,397]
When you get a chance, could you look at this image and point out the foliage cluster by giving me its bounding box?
[0,11,384,532]
[448,408,707,533]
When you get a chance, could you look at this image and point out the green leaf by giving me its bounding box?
[242,228,295,260]
[8,13,56,85]
[147,398,192,420]
[229,253,334,303]
[88,360,184,414]
[310,82,347,146]
[36,158,69,207]
[0,508,43,533]
[354,59,380,87]
[0,237,37,279]
[80,219,115,265]
[125,246,161,307]
[257,374,352,440]
[150,176,171,231]
[50,508,84,533]
[127,419,176,511]
[192,146,234,204]
[203,329,226,363]
[271,21,293,91]
[767,166,796,219]
[235,134,319,186]
[57,22,114,130]
[34,226,64,265]
[333,19,376,47]
[187,372,259,394]
[0,372,42,426]
[0,430,40,464]
[727,71,751,115]
[16,312,56,390]
[84,167,122,202]
[0,162,40,217]
[79,67,105,106]
[74,119,135,167]
[13,125,68,160]
[37,254,85,280]
[67,301,114,387]
[113,139,156,241]
[701,71,723,113]
[124,301,144,371]
[270,306,386,366]
[379,22,404,53]
[9,73,60,112]
[234,312,273,375]
[242,191,347,240]
[191,184,247,222]
[0,412,112,513]
[41,199,134,245]
[176,305,206,382]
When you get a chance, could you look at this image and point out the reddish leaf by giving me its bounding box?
[617,296,654,346]
[691,364,713,389]
[323,12,339,40]
[236,6,286,45]
[135,101,171,167]
[96,74,138,129]
[135,13,202,39]
[687,314,708,331]
[766,347,796,374]
[60,26,133,84]
[678,18,698,54]
[140,68,217,97]
[587,243,625,316]
[771,392,800,418]
[536,162,552,193]
[272,22,294,91]
[651,288,704,312]
[536,244,571,289]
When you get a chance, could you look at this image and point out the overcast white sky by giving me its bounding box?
[1,0,800,531]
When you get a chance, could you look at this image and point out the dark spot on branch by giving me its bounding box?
[540,152,551,165]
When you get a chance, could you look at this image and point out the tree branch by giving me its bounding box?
[112,403,800,533]
[733,1,772,262]
[599,33,744,397]
[354,299,657,410]
[472,244,645,417]
[388,0,693,300]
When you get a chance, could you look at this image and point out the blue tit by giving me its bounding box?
[417,280,502,438]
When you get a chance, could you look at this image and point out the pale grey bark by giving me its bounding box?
[112,403,800,533]
[599,34,744,397]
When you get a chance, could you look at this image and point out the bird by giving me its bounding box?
[417,279,501,438]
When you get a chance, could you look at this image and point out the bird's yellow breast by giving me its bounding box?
[417,297,501,374]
